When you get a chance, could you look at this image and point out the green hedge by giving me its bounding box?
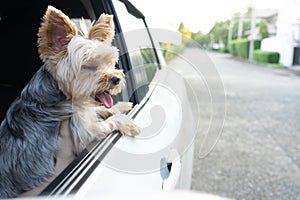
[219,47,229,53]
[229,39,261,59]
[229,40,238,56]
[160,42,185,61]
[253,50,280,64]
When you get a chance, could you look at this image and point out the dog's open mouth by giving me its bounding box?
[95,91,113,108]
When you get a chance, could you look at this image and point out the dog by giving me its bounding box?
[0,5,140,198]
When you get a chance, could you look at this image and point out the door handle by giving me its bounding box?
[160,150,181,190]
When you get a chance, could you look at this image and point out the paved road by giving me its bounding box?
[168,48,300,200]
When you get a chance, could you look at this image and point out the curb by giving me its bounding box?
[287,66,300,76]
[224,53,300,77]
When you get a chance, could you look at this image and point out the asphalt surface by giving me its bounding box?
[168,48,300,200]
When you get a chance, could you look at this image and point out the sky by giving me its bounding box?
[129,0,284,33]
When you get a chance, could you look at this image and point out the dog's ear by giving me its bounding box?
[37,6,77,62]
[88,14,114,42]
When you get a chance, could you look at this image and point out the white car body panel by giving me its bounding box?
[75,66,195,196]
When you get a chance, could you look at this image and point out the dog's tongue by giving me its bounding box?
[96,92,113,108]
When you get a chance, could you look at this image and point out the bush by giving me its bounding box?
[229,40,238,56]
[160,42,185,61]
[253,50,280,64]
[229,39,261,59]
[219,47,229,53]
[254,40,261,50]
[236,39,249,59]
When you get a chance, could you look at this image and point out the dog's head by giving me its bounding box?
[37,6,124,108]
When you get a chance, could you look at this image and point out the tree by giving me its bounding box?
[178,22,192,44]
[209,20,229,47]
[192,31,210,48]
[259,19,269,39]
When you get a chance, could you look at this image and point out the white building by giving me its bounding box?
[261,0,300,66]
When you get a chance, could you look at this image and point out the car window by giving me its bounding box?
[112,0,158,103]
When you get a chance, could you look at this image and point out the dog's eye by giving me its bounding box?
[82,65,97,70]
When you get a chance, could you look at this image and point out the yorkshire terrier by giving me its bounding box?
[0,6,140,198]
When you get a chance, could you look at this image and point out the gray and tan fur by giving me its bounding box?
[0,6,140,198]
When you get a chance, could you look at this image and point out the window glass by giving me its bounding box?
[112,0,158,103]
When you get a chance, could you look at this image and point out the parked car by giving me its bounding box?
[0,0,195,198]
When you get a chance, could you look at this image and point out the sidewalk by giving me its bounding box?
[288,65,300,76]
[218,52,300,77]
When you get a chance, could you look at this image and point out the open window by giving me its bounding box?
[112,0,161,103]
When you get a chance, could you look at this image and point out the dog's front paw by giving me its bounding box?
[119,115,140,137]
[124,121,140,137]
[109,114,140,137]
[114,101,133,114]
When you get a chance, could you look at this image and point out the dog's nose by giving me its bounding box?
[111,76,120,85]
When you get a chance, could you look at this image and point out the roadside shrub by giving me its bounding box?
[229,39,261,59]
[219,47,229,53]
[253,50,280,64]
[254,40,261,50]
[236,39,249,59]
[160,42,185,61]
[229,40,238,56]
